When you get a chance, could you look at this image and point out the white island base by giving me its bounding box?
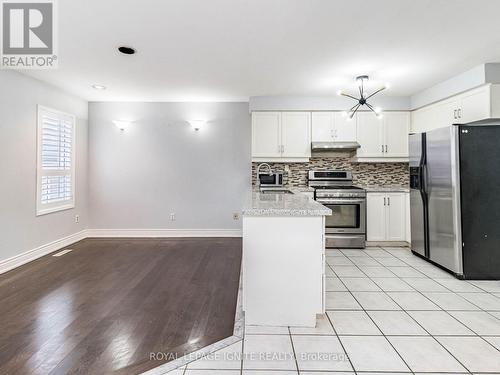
[243,215,326,327]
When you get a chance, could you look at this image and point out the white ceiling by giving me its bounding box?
[23,0,500,102]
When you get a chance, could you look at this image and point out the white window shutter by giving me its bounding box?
[36,106,76,215]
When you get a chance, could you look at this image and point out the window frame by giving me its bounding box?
[36,105,76,216]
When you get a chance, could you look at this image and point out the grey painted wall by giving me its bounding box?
[88,102,251,230]
[0,71,88,262]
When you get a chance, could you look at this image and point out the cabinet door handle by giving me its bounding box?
[278,145,281,154]
[458,108,462,119]
[281,145,284,153]
[385,145,388,153]
[387,196,390,206]
[454,109,458,120]
[381,145,384,153]
[384,197,386,206]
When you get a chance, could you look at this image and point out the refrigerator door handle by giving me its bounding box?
[422,164,429,194]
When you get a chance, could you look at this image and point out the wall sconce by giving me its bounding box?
[189,120,205,132]
[113,120,133,131]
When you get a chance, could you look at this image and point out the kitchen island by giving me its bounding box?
[242,188,331,327]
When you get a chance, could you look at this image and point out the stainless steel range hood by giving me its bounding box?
[311,141,361,152]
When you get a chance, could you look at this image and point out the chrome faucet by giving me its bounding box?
[256,163,272,176]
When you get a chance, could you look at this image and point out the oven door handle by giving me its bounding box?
[316,198,366,204]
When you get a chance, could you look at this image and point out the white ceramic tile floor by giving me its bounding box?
[325,277,347,291]
[436,336,500,372]
[327,311,381,335]
[423,292,481,310]
[325,292,362,310]
[459,292,500,310]
[371,277,415,292]
[339,277,381,291]
[450,311,500,335]
[367,311,427,335]
[292,335,353,371]
[401,277,451,292]
[388,336,467,372]
[242,335,296,370]
[387,291,441,310]
[352,291,402,310]
[339,336,409,372]
[407,311,475,335]
[167,247,500,374]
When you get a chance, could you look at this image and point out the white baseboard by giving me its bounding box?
[85,229,242,238]
[0,230,87,275]
[0,228,242,275]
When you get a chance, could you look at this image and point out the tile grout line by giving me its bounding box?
[367,246,500,368]
[374,246,500,354]
[324,311,358,374]
[240,325,245,375]
[333,246,488,374]
[287,326,300,374]
[363,247,487,373]
[332,250,415,375]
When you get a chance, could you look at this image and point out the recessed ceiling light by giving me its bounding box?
[118,46,136,55]
[92,84,106,90]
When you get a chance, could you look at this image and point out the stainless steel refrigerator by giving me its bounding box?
[409,121,500,279]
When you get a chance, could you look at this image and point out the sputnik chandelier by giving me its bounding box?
[337,75,389,119]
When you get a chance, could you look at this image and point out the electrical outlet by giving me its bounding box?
[233,213,240,220]
[170,213,176,221]
[74,214,80,223]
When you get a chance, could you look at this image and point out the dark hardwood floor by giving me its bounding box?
[0,237,242,374]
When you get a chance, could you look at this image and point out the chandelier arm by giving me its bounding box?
[359,81,363,98]
[340,92,360,101]
[349,102,360,112]
[365,102,377,114]
[365,86,387,100]
[349,103,361,118]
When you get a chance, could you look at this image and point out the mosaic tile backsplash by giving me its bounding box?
[252,157,409,187]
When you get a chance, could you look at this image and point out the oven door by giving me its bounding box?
[317,198,366,234]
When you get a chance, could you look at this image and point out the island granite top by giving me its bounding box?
[242,188,331,217]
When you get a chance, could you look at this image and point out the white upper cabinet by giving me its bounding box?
[356,112,384,157]
[355,112,409,161]
[311,112,356,142]
[281,112,311,158]
[334,112,357,141]
[411,84,499,133]
[384,112,410,157]
[252,111,311,161]
[252,112,281,158]
[311,112,334,142]
[460,87,490,123]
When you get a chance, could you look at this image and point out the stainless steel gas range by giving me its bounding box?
[308,170,366,248]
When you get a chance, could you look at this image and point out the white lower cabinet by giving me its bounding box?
[367,192,407,242]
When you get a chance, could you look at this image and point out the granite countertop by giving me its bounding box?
[361,185,410,193]
[242,188,331,217]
